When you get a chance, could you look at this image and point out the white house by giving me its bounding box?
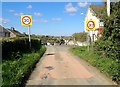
[84,4,106,42]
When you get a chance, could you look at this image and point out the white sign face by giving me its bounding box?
[87,21,94,29]
[23,16,31,25]
[86,20,96,30]
[21,15,32,26]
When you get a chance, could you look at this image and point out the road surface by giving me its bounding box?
[26,46,116,85]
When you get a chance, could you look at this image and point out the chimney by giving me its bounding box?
[107,0,110,16]
[11,27,15,30]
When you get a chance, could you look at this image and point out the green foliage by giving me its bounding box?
[72,32,87,42]
[92,2,120,83]
[2,46,46,87]
[2,37,41,60]
[2,37,46,86]
[70,47,120,82]
[94,1,120,59]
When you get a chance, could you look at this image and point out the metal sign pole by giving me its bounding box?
[28,26,31,48]
[91,30,94,52]
[87,31,89,51]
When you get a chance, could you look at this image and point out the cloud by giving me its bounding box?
[14,12,24,16]
[34,12,42,16]
[27,5,32,9]
[69,13,76,16]
[0,18,9,24]
[78,2,87,7]
[33,19,48,23]
[9,9,15,12]
[65,3,78,13]
[81,12,84,15]
[51,18,62,21]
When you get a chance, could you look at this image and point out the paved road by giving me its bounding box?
[26,46,116,85]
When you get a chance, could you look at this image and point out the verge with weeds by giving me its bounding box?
[2,37,46,87]
[70,46,120,83]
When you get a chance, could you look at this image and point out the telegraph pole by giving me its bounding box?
[107,0,110,16]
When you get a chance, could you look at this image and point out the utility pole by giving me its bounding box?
[107,0,110,16]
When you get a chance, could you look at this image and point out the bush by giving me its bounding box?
[2,46,46,87]
[2,37,46,86]
[70,47,120,82]
[93,2,120,83]
[94,1,120,59]
[2,37,41,60]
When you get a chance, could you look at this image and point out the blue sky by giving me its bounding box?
[1,2,104,36]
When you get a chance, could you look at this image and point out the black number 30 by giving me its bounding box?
[24,19,29,22]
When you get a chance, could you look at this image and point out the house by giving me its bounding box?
[7,27,24,37]
[0,25,10,37]
[0,26,24,37]
[67,40,87,46]
[84,4,106,41]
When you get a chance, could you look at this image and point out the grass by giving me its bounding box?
[2,46,46,87]
[70,46,120,83]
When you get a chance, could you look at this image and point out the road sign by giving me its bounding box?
[21,15,32,26]
[86,20,96,30]
[21,15,32,48]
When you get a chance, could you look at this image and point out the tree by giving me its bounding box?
[94,1,120,59]
[72,32,87,42]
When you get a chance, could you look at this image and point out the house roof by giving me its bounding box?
[89,4,106,19]
[0,25,10,33]
[8,29,23,36]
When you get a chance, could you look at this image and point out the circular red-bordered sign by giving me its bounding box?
[22,16,31,25]
[87,21,95,30]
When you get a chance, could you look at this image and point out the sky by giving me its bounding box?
[1,1,104,36]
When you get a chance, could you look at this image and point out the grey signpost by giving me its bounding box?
[21,15,32,48]
[28,26,31,48]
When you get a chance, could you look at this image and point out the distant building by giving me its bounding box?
[0,25,10,37]
[84,4,106,41]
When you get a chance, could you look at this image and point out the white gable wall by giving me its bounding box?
[84,8,100,41]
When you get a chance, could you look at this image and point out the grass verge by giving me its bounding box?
[70,46,120,84]
[2,46,46,87]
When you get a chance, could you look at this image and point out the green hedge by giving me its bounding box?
[70,46,120,83]
[94,2,120,60]
[2,37,46,86]
[2,37,41,60]
[91,2,120,83]
[2,46,46,87]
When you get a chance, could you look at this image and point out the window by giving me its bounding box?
[100,20,103,22]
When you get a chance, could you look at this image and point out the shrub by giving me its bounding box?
[2,37,46,86]
[2,45,46,87]
[70,47,120,82]
[94,1,120,59]
[2,37,41,60]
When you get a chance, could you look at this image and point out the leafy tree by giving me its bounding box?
[95,1,120,59]
[72,32,87,42]
[93,2,120,82]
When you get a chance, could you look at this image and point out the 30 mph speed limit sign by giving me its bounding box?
[21,15,32,26]
[86,20,96,30]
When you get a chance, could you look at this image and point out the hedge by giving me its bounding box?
[2,37,46,87]
[2,46,46,87]
[2,37,41,60]
[70,46,120,83]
